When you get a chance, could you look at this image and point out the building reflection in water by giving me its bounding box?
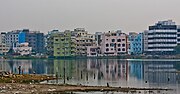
[0,59,179,90]
[87,59,128,81]
[144,61,178,86]
[0,59,11,72]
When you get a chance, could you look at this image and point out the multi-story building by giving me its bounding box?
[18,29,45,54]
[74,28,95,56]
[53,30,76,57]
[147,20,178,55]
[46,30,60,56]
[13,42,32,56]
[129,32,144,55]
[101,30,128,56]
[95,32,103,47]
[0,44,10,55]
[46,30,77,57]
[4,29,45,54]
[0,32,6,44]
[5,30,20,47]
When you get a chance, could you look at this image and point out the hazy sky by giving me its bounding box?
[0,0,180,34]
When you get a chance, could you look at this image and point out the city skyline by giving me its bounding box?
[0,0,180,33]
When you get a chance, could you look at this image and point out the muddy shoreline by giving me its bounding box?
[0,83,173,94]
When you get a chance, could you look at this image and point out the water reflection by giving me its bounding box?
[0,59,179,93]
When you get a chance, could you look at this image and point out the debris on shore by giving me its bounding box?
[0,71,55,83]
[0,83,173,94]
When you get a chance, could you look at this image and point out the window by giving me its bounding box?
[106,48,109,51]
[55,39,58,41]
[106,44,109,47]
[118,48,121,51]
[111,48,113,50]
[112,39,115,42]
[118,44,121,47]
[122,44,125,47]
[122,48,125,51]
[110,43,114,47]
[122,39,125,41]
[117,39,121,42]
[106,39,108,41]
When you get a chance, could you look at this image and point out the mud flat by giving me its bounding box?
[0,83,173,94]
[0,73,56,83]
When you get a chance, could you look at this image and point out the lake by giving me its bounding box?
[0,59,179,94]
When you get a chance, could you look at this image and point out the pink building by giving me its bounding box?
[101,30,128,56]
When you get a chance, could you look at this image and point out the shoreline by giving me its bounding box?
[1,54,180,60]
[0,83,173,93]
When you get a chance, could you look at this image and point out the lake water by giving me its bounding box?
[0,59,180,94]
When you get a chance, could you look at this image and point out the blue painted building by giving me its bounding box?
[129,32,144,55]
[21,29,45,54]
[18,32,26,43]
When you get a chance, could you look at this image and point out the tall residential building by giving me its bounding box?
[53,30,76,57]
[101,30,128,56]
[5,29,45,54]
[74,28,95,56]
[46,30,60,56]
[18,29,45,54]
[0,44,10,55]
[0,32,6,44]
[47,30,76,57]
[147,20,178,55]
[5,30,20,47]
[129,32,144,55]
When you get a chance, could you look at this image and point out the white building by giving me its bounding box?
[147,20,178,55]
[5,30,20,47]
[13,43,32,56]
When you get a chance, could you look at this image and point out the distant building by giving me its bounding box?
[143,30,148,54]
[13,42,32,56]
[101,30,128,56]
[53,30,76,57]
[18,29,45,54]
[0,32,6,44]
[95,32,103,47]
[46,30,76,57]
[5,30,20,47]
[74,28,95,56]
[147,20,178,55]
[0,43,10,55]
[5,29,45,54]
[46,30,60,56]
[87,46,100,57]
[129,32,144,55]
